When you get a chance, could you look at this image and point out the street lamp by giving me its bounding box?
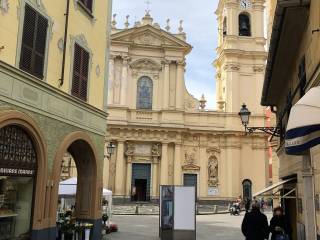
[106,142,116,159]
[238,103,280,136]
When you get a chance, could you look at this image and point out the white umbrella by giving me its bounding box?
[285,86,320,155]
[58,177,112,197]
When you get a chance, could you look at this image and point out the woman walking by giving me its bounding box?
[270,206,292,240]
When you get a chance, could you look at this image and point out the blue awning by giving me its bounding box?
[285,87,320,155]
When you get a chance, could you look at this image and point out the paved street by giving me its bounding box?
[107,213,272,240]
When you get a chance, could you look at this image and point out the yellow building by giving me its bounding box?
[263,0,320,239]
[105,5,270,205]
[0,0,112,239]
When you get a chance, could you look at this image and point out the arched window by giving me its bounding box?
[242,179,252,200]
[137,76,153,109]
[239,13,251,36]
[223,17,227,36]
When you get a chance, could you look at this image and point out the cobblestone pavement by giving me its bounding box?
[107,212,272,240]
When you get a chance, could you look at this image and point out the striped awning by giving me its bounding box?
[285,86,320,155]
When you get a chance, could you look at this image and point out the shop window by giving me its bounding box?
[0,125,37,239]
[239,13,251,36]
[242,179,252,200]
[137,76,153,110]
[19,4,48,79]
[71,43,90,101]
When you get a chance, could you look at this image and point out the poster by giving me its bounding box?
[161,186,174,229]
[208,187,219,196]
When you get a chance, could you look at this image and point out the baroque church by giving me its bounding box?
[104,0,269,204]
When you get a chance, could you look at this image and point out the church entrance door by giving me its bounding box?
[184,174,198,201]
[132,163,151,202]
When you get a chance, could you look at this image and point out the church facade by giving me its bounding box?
[105,1,269,204]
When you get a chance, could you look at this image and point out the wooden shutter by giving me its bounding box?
[71,44,89,101]
[79,0,93,12]
[20,4,48,79]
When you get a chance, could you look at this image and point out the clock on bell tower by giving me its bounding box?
[214,0,267,115]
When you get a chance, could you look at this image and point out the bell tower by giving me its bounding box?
[214,0,267,114]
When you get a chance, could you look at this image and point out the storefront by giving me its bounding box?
[0,125,37,239]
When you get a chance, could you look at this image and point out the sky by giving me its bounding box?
[112,0,219,109]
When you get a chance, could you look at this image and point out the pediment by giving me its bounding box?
[182,163,200,171]
[111,25,191,51]
[130,58,162,71]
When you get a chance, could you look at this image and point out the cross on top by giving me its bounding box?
[145,0,151,13]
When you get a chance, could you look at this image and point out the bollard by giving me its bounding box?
[135,205,139,214]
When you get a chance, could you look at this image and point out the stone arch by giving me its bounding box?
[49,131,102,233]
[0,110,48,230]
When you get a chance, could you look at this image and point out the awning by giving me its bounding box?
[285,87,320,155]
[253,178,296,198]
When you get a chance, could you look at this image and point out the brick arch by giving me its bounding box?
[49,131,103,226]
[0,110,48,230]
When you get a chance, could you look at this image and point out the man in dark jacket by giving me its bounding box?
[241,202,269,240]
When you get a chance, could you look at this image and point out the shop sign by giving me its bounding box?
[208,187,219,196]
[0,167,35,176]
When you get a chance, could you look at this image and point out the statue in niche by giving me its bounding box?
[208,156,219,187]
[151,143,160,156]
[125,142,135,155]
[184,147,197,165]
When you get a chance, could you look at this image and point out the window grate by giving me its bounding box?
[20,4,48,79]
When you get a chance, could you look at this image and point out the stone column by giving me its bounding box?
[175,61,184,110]
[302,152,317,240]
[120,57,129,105]
[114,141,125,196]
[108,56,115,104]
[174,143,182,185]
[152,156,160,198]
[163,60,170,109]
[125,156,133,198]
[160,143,169,185]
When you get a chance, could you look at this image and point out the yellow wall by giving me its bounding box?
[0,0,112,110]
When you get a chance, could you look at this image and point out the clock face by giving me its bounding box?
[240,0,252,9]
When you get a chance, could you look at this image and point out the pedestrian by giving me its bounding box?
[245,198,251,213]
[241,201,269,240]
[270,206,291,240]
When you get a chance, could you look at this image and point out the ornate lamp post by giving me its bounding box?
[238,103,280,136]
[106,142,116,159]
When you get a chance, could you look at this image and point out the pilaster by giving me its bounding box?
[175,61,185,110]
[160,142,169,185]
[114,140,125,196]
[174,143,182,185]
[163,61,170,109]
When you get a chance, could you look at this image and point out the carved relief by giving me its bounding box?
[184,93,199,111]
[125,142,135,156]
[134,32,162,46]
[184,147,197,165]
[223,64,240,71]
[151,143,161,156]
[130,58,162,71]
[208,156,219,187]
[0,0,9,13]
[253,65,265,72]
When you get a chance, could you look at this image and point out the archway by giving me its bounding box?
[0,111,47,239]
[50,132,103,240]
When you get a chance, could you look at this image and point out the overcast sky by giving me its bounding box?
[112,0,219,109]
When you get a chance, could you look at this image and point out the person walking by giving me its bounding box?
[270,206,291,240]
[241,202,269,240]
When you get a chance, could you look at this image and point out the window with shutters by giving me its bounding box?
[71,44,90,101]
[78,0,93,13]
[19,4,48,79]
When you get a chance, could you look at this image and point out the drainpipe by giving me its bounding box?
[59,0,70,86]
